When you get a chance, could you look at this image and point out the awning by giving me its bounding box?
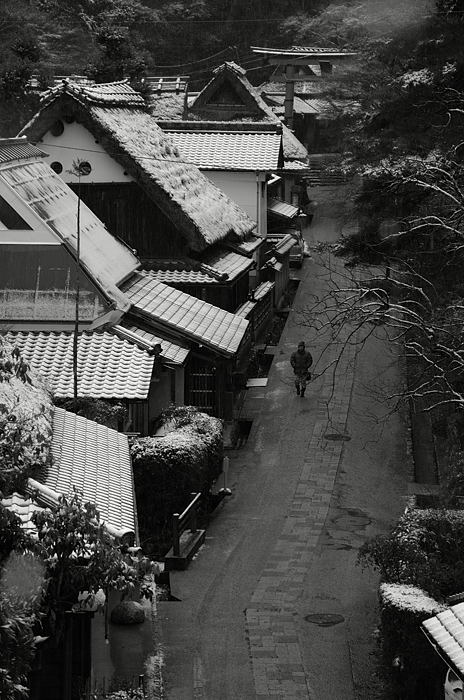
[422,603,464,679]
[267,197,300,219]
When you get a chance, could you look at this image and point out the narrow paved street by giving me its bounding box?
[157,186,409,699]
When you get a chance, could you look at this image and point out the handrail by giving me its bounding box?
[172,492,201,557]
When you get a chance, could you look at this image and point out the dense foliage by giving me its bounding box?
[55,396,127,429]
[0,339,52,496]
[359,508,464,599]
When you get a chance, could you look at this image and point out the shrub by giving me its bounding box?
[131,406,223,551]
[358,507,464,598]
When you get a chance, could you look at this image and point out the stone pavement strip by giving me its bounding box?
[245,277,358,699]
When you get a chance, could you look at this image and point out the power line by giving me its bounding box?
[39,138,283,168]
[153,46,235,70]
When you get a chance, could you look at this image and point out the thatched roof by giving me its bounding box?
[189,62,308,162]
[19,80,256,252]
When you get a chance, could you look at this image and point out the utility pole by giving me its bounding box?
[71,160,91,401]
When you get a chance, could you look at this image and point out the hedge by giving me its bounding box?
[379,583,447,698]
[131,406,223,551]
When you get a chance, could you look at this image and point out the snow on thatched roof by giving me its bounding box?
[190,62,307,162]
[19,80,256,252]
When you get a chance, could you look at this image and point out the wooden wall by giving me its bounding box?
[71,183,189,259]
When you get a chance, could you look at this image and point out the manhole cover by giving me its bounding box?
[323,433,351,442]
[304,613,345,627]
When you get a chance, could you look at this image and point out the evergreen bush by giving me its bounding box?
[131,406,223,553]
[379,583,447,698]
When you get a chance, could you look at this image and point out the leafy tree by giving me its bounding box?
[31,491,154,620]
[0,339,52,496]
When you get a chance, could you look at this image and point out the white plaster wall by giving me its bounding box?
[38,121,134,184]
[205,171,266,236]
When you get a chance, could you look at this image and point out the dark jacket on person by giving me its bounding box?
[290,349,313,375]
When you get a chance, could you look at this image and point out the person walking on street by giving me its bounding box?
[290,341,313,397]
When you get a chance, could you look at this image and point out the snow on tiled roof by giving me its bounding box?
[122,272,249,357]
[235,281,275,318]
[38,407,137,539]
[281,160,310,171]
[251,45,356,57]
[144,264,219,285]
[4,330,154,399]
[201,248,253,280]
[41,79,146,107]
[163,127,282,171]
[224,233,264,257]
[1,493,43,535]
[142,250,253,285]
[189,62,307,162]
[116,321,189,365]
[423,603,464,677]
[267,233,296,256]
[0,158,138,308]
[268,198,300,219]
[0,137,48,163]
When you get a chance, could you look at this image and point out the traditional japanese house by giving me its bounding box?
[185,62,307,164]
[157,119,283,281]
[0,137,249,429]
[18,79,256,263]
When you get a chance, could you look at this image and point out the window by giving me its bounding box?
[50,161,63,174]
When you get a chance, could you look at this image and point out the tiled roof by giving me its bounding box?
[423,603,464,677]
[163,128,282,171]
[122,272,249,357]
[251,45,357,57]
[224,234,264,257]
[235,281,275,318]
[4,330,154,399]
[281,160,310,171]
[0,137,48,163]
[41,79,146,108]
[1,493,43,535]
[267,233,296,256]
[144,264,219,285]
[116,321,190,365]
[201,248,253,280]
[142,249,251,284]
[268,198,300,219]
[261,256,282,272]
[188,62,307,162]
[32,407,137,540]
[0,158,138,308]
